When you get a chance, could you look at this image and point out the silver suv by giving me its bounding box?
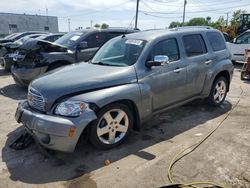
[15,27,234,152]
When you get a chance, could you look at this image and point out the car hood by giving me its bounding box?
[19,39,68,52]
[30,63,137,109]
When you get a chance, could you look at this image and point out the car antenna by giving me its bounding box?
[122,15,136,38]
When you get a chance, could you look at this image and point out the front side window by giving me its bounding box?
[183,34,207,57]
[207,32,226,51]
[236,32,250,44]
[91,37,146,67]
[149,38,180,62]
[85,32,108,48]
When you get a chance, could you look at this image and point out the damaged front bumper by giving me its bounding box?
[15,100,97,152]
[11,65,48,87]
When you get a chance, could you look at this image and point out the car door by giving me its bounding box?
[76,32,108,62]
[181,33,210,97]
[229,31,250,62]
[139,37,187,111]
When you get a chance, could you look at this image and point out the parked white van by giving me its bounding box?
[227,29,250,63]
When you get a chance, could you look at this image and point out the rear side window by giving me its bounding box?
[149,38,180,62]
[183,34,207,57]
[207,32,226,51]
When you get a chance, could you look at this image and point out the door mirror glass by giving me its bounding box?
[78,41,88,49]
[146,55,169,68]
[154,55,169,64]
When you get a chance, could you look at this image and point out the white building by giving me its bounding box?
[0,13,59,37]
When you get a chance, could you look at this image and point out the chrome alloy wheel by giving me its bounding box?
[213,80,226,103]
[97,109,129,144]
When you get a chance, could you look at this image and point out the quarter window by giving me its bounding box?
[149,38,180,62]
[183,34,207,57]
[207,32,226,51]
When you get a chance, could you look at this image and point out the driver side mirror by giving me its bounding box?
[78,41,88,49]
[146,55,169,68]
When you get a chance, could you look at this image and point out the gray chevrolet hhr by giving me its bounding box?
[15,27,234,152]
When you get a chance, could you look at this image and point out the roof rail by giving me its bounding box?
[171,26,212,31]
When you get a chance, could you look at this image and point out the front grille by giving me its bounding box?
[28,87,45,112]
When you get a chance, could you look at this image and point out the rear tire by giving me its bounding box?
[3,61,11,72]
[207,77,228,106]
[89,103,133,149]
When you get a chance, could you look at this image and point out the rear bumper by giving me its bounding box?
[231,54,245,62]
[11,65,48,87]
[15,100,97,152]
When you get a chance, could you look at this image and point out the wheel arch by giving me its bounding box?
[105,99,141,131]
[213,70,231,92]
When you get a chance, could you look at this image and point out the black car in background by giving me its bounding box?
[0,34,48,71]
[11,28,138,87]
[36,33,65,42]
[0,31,48,44]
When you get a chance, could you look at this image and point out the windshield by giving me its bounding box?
[54,31,85,49]
[92,37,146,67]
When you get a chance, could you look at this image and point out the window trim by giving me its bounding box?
[148,37,181,63]
[183,34,208,57]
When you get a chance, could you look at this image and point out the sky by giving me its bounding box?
[1,0,250,32]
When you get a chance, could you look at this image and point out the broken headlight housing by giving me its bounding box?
[55,101,88,117]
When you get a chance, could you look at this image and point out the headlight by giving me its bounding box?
[55,101,88,117]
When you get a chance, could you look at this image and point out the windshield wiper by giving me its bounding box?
[92,61,112,66]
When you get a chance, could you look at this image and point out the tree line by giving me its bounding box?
[168,9,246,30]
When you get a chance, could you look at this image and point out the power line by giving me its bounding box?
[141,11,182,19]
[145,0,244,7]
[58,0,132,18]
[141,2,250,14]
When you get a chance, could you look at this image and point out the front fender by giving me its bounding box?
[69,83,149,122]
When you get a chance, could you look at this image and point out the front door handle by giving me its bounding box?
[173,68,182,73]
[204,60,212,65]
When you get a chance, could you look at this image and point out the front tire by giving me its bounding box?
[207,77,228,106]
[89,103,133,149]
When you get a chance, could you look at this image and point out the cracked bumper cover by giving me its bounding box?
[15,100,97,152]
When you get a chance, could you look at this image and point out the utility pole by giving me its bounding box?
[68,18,71,32]
[90,20,93,28]
[135,0,140,29]
[226,12,229,26]
[182,0,187,24]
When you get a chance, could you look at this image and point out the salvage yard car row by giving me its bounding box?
[9,26,234,152]
[0,32,64,71]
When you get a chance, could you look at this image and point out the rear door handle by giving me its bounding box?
[204,60,212,65]
[173,68,182,73]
